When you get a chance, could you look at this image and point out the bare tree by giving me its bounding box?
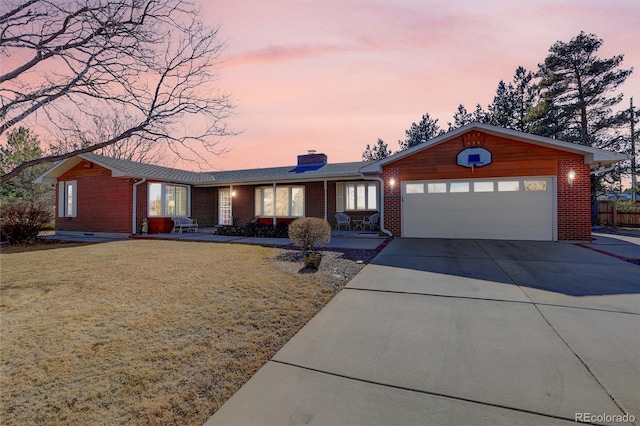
[0,0,233,183]
[48,112,168,164]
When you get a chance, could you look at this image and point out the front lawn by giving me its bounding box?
[0,240,334,425]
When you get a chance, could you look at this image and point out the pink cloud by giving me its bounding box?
[224,40,381,67]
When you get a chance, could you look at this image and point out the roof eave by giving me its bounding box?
[193,171,365,187]
[586,152,629,166]
[32,157,84,184]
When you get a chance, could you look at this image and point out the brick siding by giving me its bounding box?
[57,172,133,234]
[192,187,217,227]
[231,185,255,226]
[305,181,325,220]
[327,181,337,228]
[557,158,591,240]
[381,167,401,236]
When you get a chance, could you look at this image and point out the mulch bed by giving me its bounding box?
[271,248,380,291]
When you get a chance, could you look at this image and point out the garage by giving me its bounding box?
[358,123,628,241]
[402,177,555,241]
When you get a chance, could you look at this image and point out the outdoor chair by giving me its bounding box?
[360,216,371,230]
[369,213,380,231]
[335,213,351,230]
[171,217,198,233]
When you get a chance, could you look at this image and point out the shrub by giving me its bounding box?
[614,200,640,213]
[215,222,289,238]
[0,200,53,244]
[288,217,331,253]
[215,225,246,237]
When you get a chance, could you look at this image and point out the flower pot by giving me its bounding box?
[303,252,322,269]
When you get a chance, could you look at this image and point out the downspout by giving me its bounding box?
[132,178,147,235]
[359,173,393,237]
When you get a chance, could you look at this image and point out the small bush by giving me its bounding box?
[288,217,331,253]
[215,225,246,237]
[0,200,53,244]
[614,200,640,213]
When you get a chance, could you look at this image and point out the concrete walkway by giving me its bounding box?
[131,231,387,250]
[42,230,387,250]
[586,232,640,263]
[207,239,639,425]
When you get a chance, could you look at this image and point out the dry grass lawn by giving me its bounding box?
[0,240,334,425]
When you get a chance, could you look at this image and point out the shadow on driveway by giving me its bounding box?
[368,239,640,299]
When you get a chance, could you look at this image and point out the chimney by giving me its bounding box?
[297,150,327,166]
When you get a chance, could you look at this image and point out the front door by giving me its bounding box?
[219,189,232,225]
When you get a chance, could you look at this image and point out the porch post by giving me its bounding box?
[230,185,234,226]
[272,182,277,226]
[323,180,328,221]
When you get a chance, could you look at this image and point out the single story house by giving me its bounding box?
[35,123,627,241]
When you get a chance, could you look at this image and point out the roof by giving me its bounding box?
[35,123,628,185]
[34,153,207,184]
[34,152,367,185]
[360,122,629,173]
[206,161,366,185]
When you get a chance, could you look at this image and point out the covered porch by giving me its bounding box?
[132,227,387,250]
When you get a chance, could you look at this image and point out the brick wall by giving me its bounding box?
[57,174,133,234]
[232,185,255,226]
[305,181,325,220]
[327,181,337,228]
[135,182,147,233]
[557,158,591,240]
[192,187,217,226]
[381,167,401,236]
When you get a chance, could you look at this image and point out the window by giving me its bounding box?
[498,181,520,192]
[405,183,424,194]
[524,180,547,191]
[58,180,77,217]
[450,182,470,193]
[148,183,190,217]
[427,183,447,193]
[345,182,377,211]
[474,181,494,192]
[255,186,304,217]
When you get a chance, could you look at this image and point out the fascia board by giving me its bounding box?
[110,170,141,178]
[193,172,364,187]
[32,157,83,183]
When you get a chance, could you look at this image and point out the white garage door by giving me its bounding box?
[402,177,555,241]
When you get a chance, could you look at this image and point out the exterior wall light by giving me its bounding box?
[568,170,576,186]
[389,178,395,188]
[231,190,237,197]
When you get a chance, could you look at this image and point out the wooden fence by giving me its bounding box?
[597,202,640,227]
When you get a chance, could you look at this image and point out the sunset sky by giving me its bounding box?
[196,0,640,171]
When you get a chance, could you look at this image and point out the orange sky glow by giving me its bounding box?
[3,1,639,172]
[196,0,639,171]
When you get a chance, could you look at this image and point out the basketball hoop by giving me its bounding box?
[457,147,492,171]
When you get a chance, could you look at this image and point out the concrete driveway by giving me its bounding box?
[207,239,640,425]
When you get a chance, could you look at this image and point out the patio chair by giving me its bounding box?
[368,213,380,231]
[335,213,351,230]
